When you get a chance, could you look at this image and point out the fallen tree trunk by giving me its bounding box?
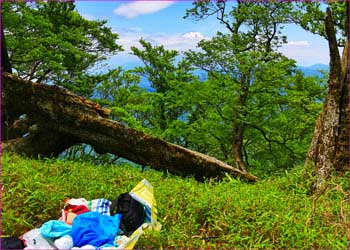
[2,73,258,181]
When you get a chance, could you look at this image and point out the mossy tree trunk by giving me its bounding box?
[1,73,258,182]
[307,7,350,190]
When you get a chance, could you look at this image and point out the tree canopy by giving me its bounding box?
[2,1,122,96]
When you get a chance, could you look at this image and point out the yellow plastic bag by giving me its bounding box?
[119,179,161,250]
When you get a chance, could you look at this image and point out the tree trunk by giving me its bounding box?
[2,73,258,182]
[232,125,246,171]
[232,74,250,172]
[306,7,349,191]
[334,39,349,173]
[1,22,12,73]
[1,18,20,141]
[3,125,77,158]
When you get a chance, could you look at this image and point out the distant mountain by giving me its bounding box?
[297,64,329,77]
[131,63,329,92]
[307,64,329,71]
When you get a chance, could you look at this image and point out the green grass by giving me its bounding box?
[2,153,349,249]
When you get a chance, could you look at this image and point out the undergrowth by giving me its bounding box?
[2,153,349,249]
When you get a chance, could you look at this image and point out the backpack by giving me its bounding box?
[1,236,25,250]
[110,192,146,236]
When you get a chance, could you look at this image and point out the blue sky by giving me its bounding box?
[75,1,330,68]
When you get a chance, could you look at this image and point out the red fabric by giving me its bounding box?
[65,204,89,215]
[62,204,90,225]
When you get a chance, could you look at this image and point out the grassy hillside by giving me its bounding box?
[2,153,349,249]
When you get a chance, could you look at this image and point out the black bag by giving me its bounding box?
[110,192,146,236]
[1,236,25,250]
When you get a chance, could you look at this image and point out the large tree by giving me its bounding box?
[130,39,196,141]
[292,2,349,190]
[184,1,325,172]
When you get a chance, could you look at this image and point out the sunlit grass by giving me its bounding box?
[2,153,349,248]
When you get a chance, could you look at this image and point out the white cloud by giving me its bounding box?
[151,32,207,51]
[113,30,328,67]
[182,32,205,40]
[286,40,310,46]
[279,41,329,66]
[114,30,208,53]
[114,1,175,19]
[110,30,208,68]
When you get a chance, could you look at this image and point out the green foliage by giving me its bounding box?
[127,39,196,140]
[185,1,292,52]
[292,2,346,46]
[131,39,193,92]
[89,65,158,135]
[2,1,332,176]
[2,1,122,96]
[3,153,349,248]
[182,1,327,171]
[91,67,148,130]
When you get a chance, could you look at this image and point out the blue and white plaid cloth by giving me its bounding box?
[87,198,111,216]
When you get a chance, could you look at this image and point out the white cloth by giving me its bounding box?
[22,229,56,250]
[65,198,89,207]
[54,235,73,250]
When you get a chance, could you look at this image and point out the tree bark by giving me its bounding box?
[232,124,246,171]
[334,39,349,172]
[1,16,20,141]
[2,73,258,182]
[346,1,350,174]
[1,21,12,73]
[232,74,250,172]
[3,125,77,158]
[306,7,349,190]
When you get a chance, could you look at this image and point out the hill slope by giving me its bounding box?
[2,153,348,248]
[297,64,329,77]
